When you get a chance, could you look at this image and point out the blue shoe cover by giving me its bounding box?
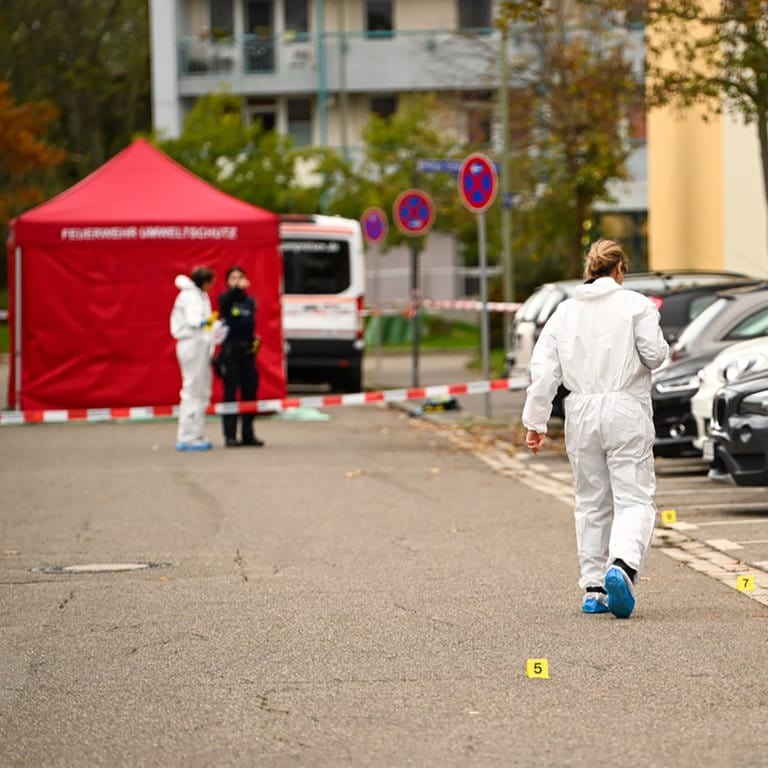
[605,566,635,618]
[582,596,609,614]
[176,440,212,452]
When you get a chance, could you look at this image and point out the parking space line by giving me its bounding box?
[420,420,768,609]
[686,517,768,526]
[704,538,743,550]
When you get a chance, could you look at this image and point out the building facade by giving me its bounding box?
[149,0,648,300]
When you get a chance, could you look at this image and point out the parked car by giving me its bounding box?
[652,351,717,457]
[652,285,768,457]
[707,371,768,486]
[505,271,759,375]
[668,282,768,364]
[691,337,768,452]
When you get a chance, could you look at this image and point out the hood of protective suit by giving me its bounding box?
[175,274,195,291]
[572,276,623,301]
[170,274,212,341]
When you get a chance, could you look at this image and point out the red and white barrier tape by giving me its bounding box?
[363,299,520,317]
[0,376,530,426]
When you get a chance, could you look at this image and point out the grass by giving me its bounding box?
[366,315,508,378]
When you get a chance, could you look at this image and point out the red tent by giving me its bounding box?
[6,138,285,411]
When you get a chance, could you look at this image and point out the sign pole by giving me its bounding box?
[457,153,498,420]
[410,239,421,388]
[392,189,435,390]
[361,207,389,383]
[478,213,491,418]
[373,242,382,376]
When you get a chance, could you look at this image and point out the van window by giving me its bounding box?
[282,239,351,294]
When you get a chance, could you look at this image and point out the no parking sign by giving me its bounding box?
[361,207,388,244]
[458,153,498,214]
[393,189,435,237]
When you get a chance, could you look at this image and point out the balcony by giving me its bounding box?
[177,28,501,97]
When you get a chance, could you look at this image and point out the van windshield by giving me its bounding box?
[282,239,351,294]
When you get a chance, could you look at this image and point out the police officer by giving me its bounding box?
[218,266,265,447]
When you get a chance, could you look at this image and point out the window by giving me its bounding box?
[370,96,397,119]
[246,98,277,132]
[458,0,491,31]
[288,99,312,146]
[366,0,393,37]
[210,0,234,39]
[284,0,309,40]
[282,240,351,294]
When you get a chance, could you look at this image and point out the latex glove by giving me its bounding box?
[201,311,219,329]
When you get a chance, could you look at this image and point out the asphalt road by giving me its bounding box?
[2,355,768,766]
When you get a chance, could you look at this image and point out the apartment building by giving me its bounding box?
[149,0,647,299]
[151,0,501,150]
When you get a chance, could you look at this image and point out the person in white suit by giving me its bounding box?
[522,240,669,618]
[170,266,219,451]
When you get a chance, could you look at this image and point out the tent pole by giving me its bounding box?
[14,246,21,411]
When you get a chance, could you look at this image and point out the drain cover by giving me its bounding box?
[32,562,173,574]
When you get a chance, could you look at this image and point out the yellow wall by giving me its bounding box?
[648,106,724,270]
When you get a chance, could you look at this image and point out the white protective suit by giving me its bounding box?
[522,276,669,589]
[170,275,217,445]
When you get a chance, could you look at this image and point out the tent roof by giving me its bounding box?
[14,138,275,226]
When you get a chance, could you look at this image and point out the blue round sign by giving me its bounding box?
[361,207,388,244]
[458,153,498,213]
[393,189,435,236]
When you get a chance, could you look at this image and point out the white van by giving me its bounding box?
[279,214,366,393]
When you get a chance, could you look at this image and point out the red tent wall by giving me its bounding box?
[6,139,284,411]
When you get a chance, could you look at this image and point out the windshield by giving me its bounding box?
[281,239,351,294]
[673,297,728,352]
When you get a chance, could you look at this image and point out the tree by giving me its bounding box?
[334,94,469,249]
[498,1,641,277]
[154,91,344,215]
[646,1,768,234]
[0,81,65,226]
[0,0,151,183]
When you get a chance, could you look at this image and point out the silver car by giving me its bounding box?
[669,283,768,364]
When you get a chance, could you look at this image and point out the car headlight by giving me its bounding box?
[738,389,768,416]
[654,374,701,395]
[723,355,767,383]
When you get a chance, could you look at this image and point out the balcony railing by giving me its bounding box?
[177,26,643,94]
[178,28,501,93]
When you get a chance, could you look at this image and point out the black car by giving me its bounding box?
[708,371,768,486]
[652,351,719,457]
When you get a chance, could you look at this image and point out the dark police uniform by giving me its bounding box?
[218,286,262,446]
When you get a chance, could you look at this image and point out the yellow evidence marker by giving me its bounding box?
[737,575,755,592]
[660,509,677,525]
[526,659,550,679]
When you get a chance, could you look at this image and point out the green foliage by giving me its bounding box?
[498,0,638,277]
[0,0,151,183]
[154,92,341,214]
[349,95,476,249]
